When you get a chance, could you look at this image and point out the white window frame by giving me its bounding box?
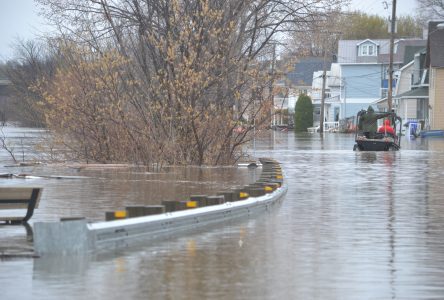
[361,45,368,56]
[368,45,374,56]
[359,43,377,56]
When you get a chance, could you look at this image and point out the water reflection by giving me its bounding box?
[0,164,256,222]
[3,129,444,299]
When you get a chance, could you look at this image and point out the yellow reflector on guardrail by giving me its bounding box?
[239,192,249,199]
[114,210,127,218]
[186,201,198,208]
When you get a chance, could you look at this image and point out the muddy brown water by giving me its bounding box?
[2,127,444,299]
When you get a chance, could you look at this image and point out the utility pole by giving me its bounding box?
[343,79,347,120]
[269,43,276,127]
[320,47,327,134]
[388,0,397,111]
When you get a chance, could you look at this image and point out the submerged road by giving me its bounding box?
[2,129,444,299]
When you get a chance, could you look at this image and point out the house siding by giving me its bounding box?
[342,65,382,99]
[342,103,373,119]
[431,68,444,129]
[395,63,416,121]
[406,99,417,119]
[396,63,413,95]
[338,64,384,118]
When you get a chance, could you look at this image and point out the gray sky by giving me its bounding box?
[348,0,417,17]
[0,0,418,61]
[0,0,48,61]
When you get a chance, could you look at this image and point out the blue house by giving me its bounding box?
[329,38,426,121]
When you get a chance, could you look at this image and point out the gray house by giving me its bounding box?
[286,56,332,96]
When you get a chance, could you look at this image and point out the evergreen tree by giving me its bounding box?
[294,94,314,132]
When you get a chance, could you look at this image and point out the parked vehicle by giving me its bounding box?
[353,109,402,151]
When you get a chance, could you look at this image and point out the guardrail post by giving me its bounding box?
[190,195,207,207]
[205,195,225,206]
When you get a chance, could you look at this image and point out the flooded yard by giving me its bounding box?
[2,127,444,299]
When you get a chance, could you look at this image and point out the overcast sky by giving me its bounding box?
[0,0,418,61]
[0,0,50,61]
[348,0,417,17]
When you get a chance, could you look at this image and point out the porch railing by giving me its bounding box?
[307,122,340,133]
[323,121,339,131]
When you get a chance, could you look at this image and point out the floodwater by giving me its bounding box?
[2,127,444,299]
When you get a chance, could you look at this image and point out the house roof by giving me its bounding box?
[338,38,426,65]
[286,57,332,86]
[338,39,390,63]
[373,87,428,109]
[394,86,429,99]
[356,39,379,46]
[403,45,427,65]
[426,21,444,68]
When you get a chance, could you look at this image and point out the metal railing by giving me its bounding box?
[307,121,340,133]
[323,121,339,132]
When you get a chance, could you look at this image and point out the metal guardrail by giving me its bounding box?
[33,183,288,256]
[33,159,288,256]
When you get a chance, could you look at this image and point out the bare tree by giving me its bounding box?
[34,0,347,165]
[0,127,18,163]
[3,39,58,127]
[416,0,444,22]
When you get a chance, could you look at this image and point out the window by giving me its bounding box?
[417,99,427,120]
[382,65,388,80]
[361,45,367,56]
[359,42,377,56]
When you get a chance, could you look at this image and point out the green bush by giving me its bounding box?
[294,94,313,132]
